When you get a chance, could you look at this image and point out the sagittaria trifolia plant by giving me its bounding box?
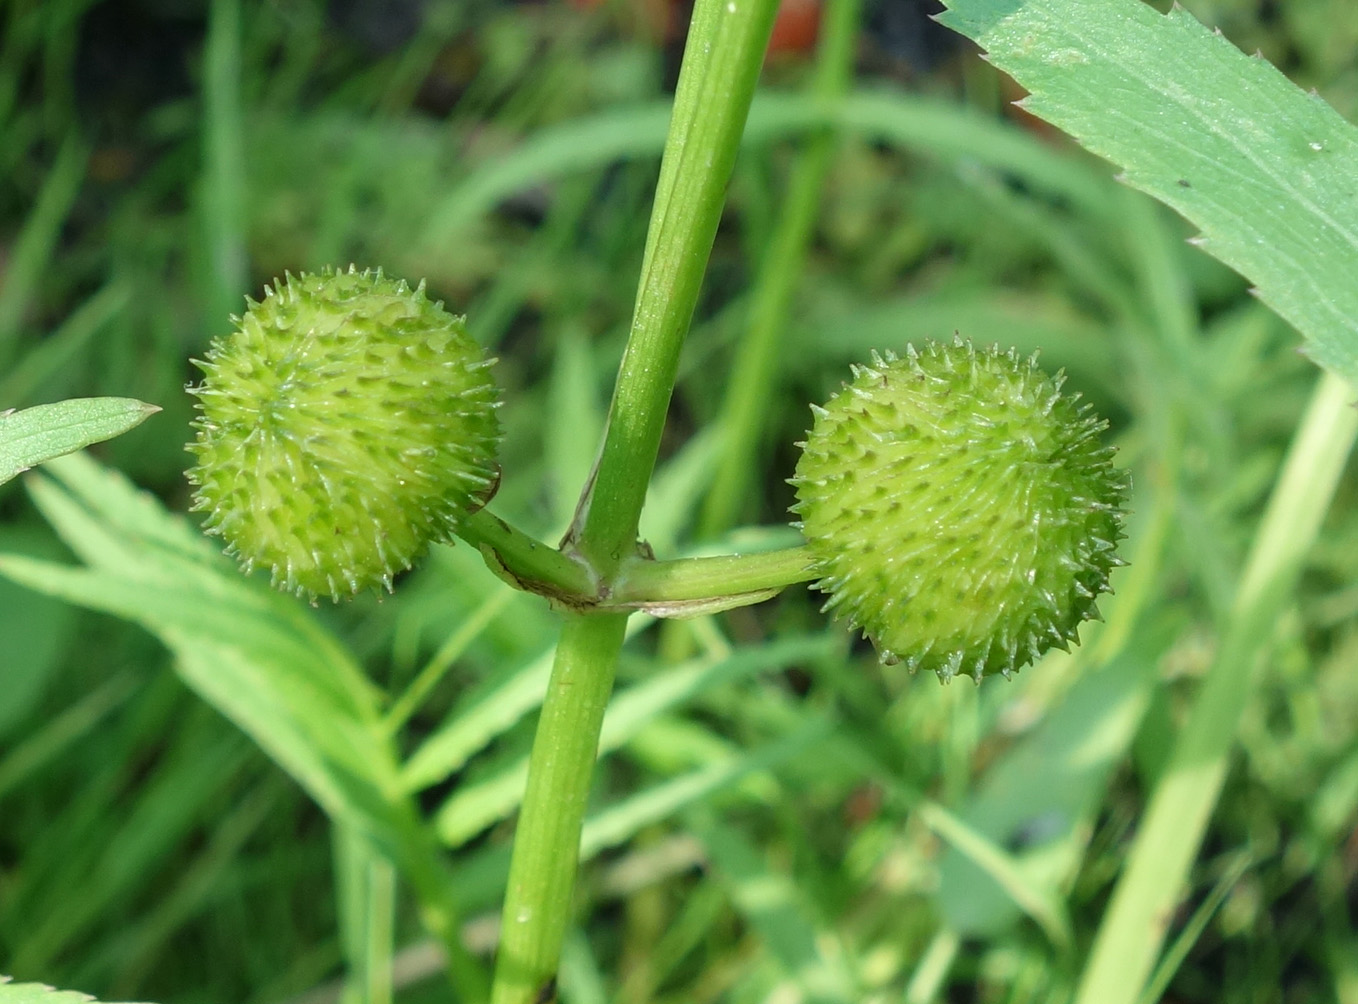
[185,256,1127,1001]
[8,0,1358,1002]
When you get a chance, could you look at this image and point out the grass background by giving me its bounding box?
[1,1,1356,1002]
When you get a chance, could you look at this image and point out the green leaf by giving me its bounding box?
[580,713,834,857]
[425,90,1115,236]
[0,527,78,740]
[0,455,433,889]
[0,454,489,998]
[936,0,1358,385]
[0,978,143,1004]
[0,398,158,486]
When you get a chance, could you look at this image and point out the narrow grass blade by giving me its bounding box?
[829,735,1074,950]
[0,134,87,362]
[426,90,1115,239]
[8,726,250,976]
[0,281,131,405]
[0,457,486,995]
[558,932,608,1004]
[201,0,248,321]
[798,291,1120,395]
[400,646,554,793]
[432,637,831,846]
[335,825,396,1004]
[84,781,283,992]
[580,713,834,856]
[0,526,79,739]
[695,816,858,1004]
[0,674,135,802]
[1138,852,1254,1004]
[935,643,1160,938]
[1074,370,1358,1004]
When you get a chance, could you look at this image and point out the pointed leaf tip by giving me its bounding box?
[0,397,161,487]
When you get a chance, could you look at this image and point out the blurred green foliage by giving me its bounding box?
[0,1,1354,1003]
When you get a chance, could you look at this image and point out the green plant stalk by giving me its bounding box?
[392,810,489,1001]
[699,0,860,536]
[460,505,814,610]
[364,859,396,1004]
[611,545,816,605]
[489,614,627,1004]
[459,508,598,601]
[1073,369,1358,1004]
[1140,851,1254,1004]
[488,0,778,1000]
[335,825,395,1004]
[568,0,781,574]
[202,0,247,326]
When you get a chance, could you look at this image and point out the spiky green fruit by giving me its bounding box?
[791,340,1127,682]
[187,266,501,601]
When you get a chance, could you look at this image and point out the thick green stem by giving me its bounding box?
[611,545,817,608]
[489,614,628,1004]
[699,0,861,536]
[570,0,782,574]
[459,507,813,613]
[458,507,598,603]
[487,2,779,1001]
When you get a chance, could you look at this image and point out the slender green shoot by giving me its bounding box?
[699,0,861,535]
[488,0,779,1000]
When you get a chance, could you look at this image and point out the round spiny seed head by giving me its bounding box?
[790,339,1128,683]
[186,266,501,601]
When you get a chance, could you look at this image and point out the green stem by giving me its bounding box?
[458,508,813,613]
[202,0,247,325]
[611,545,817,607]
[335,825,396,1004]
[458,507,598,603]
[487,1,779,1001]
[569,0,782,574]
[393,809,489,1002]
[489,613,628,1004]
[699,0,861,536]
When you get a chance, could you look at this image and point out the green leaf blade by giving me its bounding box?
[0,978,143,1004]
[0,398,159,485]
[937,0,1358,384]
